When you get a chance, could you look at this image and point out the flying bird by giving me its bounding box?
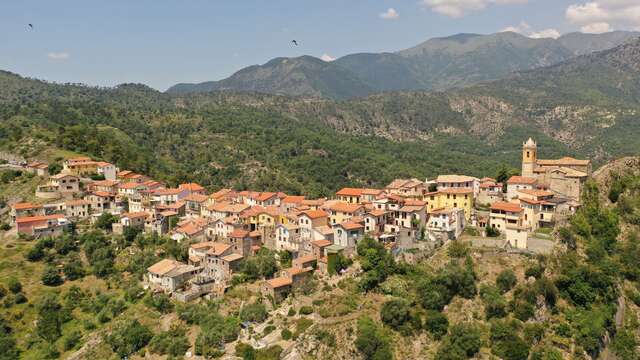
[291,40,298,46]
[28,24,33,29]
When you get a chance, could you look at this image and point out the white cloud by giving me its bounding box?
[566,1,640,33]
[47,52,70,60]
[421,0,527,18]
[320,54,336,62]
[380,8,400,20]
[581,21,613,33]
[501,21,561,39]
[529,28,561,39]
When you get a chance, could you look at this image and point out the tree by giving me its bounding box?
[357,236,396,291]
[490,320,530,360]
[36,294,65,343]
[105,320,153,358]
[6,278,21,294]
[47,163,62,175]
[355,317,392,360]
[149,325,190,357]
[436,322,482,360]
[496,269,517,293]
[380,298,413,333]
[94,213,119,231]
[447,241,470,258]
[144,293,174,314]
[424,311,448,340]
[486,226,501,237]
[42,266,63,286]
[240,302,268,323]
[63,256,85,281]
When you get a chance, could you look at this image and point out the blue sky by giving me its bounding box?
[2,0,638,90]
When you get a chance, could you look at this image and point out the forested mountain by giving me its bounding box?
[167,31,639,98]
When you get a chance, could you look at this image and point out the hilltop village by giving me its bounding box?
[7,138,591,304]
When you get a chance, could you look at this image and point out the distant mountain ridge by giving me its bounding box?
[167,30,640,99]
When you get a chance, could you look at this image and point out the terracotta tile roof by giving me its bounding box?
[399,205,425,213]
[13,202,42,210]
[283,195,305,204]
[230,229,250,238]
[154,188,183,196]
[338,221,364,231]
[50,173,77,180]
[362,189,384,195]
[121,212,149,219]
[336,187,365,196]
[183,194,209,203]
[266,277,292,288]
[311,239,332,247]
[16,214,65,224]
[537,157,590,166]
[221,253,243,262]
[177,223,203,236]
[480,177,496,182]
[367,209,387,217]
[302,198,326,206]
[430,207,458,215]
[254,192,277,202]
[480,182,499,189]
[91,191,113,198]
[192,242,232,256]
[301,210,329,219]
[118,182,142,190]
[179,183,205,192]
[160,210,178,217]
[249,230,262,238]
[507,176,537,185]
[490,202,523,213]
[328,202,364,213]
[315,225,334,236]
[436,174,477,183]
[548,167,588,178]
[147,259,182,275]
[210,188,234,200]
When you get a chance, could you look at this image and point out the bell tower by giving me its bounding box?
[522,138,537,178]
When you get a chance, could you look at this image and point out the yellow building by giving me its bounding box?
[424,188,474,220]
[327,202,365,225]
[63,157,99,176]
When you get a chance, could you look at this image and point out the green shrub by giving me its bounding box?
[63,330,82,351]
[299,306,313,315]
[424,311,449,340]
[240,302,268,323]
[355,317,392,360]
[42,267,63,286]
[281,328,292,340]
[6,278,21,294]
[144,293,173,314]
[149,325,190,357]
[287,307,296,317]
[436,322,482,360]
[105,319,153,358]
[496,269,517,293]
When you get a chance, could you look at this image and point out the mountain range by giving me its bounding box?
[167,31,640,99]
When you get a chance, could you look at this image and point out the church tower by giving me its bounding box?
[522,138,537,178]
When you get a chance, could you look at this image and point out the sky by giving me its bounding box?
[1,0,639,91]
